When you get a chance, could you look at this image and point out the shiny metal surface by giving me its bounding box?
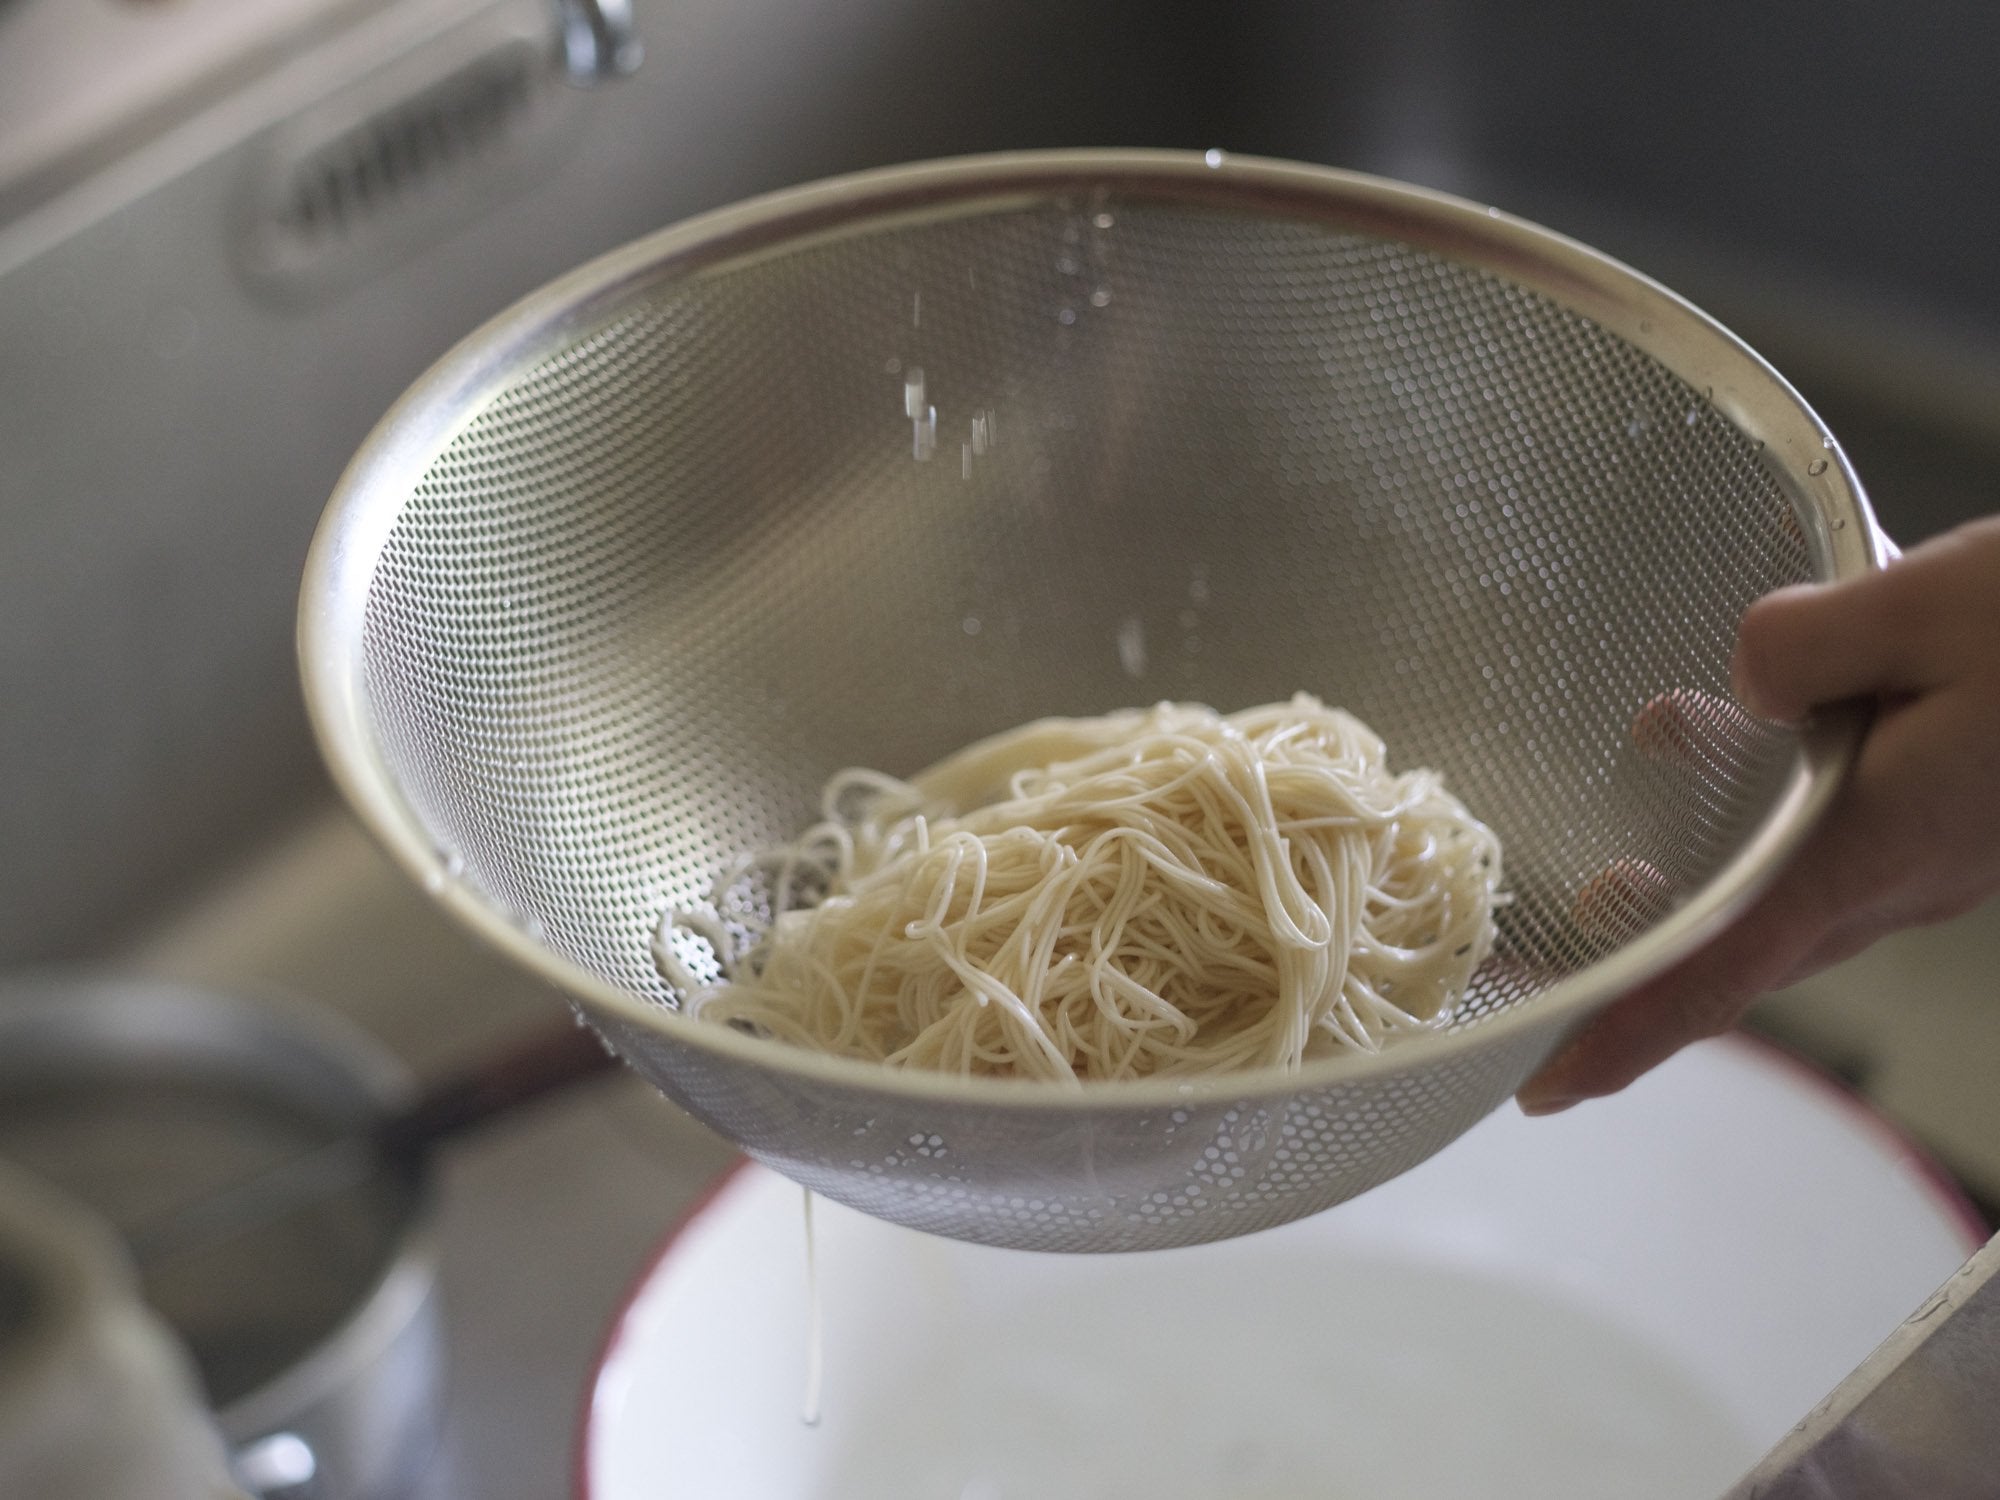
[303,150,1882,1252]
[554,0,641,82]
[1724,1231,2000,1500]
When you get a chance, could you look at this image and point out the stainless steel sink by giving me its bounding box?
[5,3,1998,1493]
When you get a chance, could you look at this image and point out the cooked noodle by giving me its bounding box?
[654,695,1501,1082]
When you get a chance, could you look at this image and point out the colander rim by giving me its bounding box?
[300,147,1888,1113]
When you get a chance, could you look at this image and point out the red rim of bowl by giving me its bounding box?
[570,1032,1990,1499]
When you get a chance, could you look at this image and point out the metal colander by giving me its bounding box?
[302,151,1884,1252]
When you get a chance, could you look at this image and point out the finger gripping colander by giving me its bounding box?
[301,151,1883,1252]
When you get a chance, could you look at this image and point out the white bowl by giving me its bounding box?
[582,1037,1981,1500]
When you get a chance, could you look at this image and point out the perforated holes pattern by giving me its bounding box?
[359,192,1814,1250]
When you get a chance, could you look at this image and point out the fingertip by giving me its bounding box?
[1516,978,1716,1119]
[1630,688,1762,769]
[1574,858,1673,944]
[1731,585,1817,723]
[1515,1039,1630,1119]
[1514,1031,1609,1117]
[1515,1084,1580,1117]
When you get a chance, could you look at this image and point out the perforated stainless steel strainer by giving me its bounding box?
[301,150,1887,1252]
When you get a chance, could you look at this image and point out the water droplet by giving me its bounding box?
[442,851,465,878]
[1203,147,1225,168]
[1089,287,1112,308]
[914,405,937,461]
[423,869,445,894]
[911,292,922,327]
[236,1433,315,1491]
[1055,254,1079,276]
[970,410,994,455]
[902,368,926,418]
[1093,211,1115,230]
[1116,616,1147,677]
[1626,418,1649,438]
[1820,434,1836,449]
[1807,457,1828,476]
[1486,205,1502,218]
[1832,516,1847,530]
[884,356,901,374]
[1684,408,1700,426]
[962,616,982,635]
[1057,307,1077,326]
[1188,575,1209,604]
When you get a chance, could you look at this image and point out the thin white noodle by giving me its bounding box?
[658,695,1502,1082]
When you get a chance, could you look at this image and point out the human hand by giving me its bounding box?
[1516,513,2000,1115]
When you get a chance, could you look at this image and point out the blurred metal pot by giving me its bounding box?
[0,975,443,1498]
[0,1156,246,1500]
